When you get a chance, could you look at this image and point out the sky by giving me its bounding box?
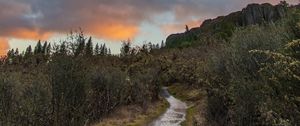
[0,0,299,55]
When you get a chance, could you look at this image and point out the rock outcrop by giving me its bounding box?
[240,3,287,26]
[166,3,288,47]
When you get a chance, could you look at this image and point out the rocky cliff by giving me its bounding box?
[166,3,288,47]
[240,3,287,26]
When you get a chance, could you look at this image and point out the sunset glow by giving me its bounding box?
[0,0,299,54]
[0,38,9,56]
[4,28,52,40]
[88,24,139,41]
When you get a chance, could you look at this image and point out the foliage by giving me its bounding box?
[201,17,299,126]
[1,3,300,126]
[249,41,300,125]
[0,33,165,126]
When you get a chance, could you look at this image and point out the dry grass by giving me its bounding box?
[93,99,168,126]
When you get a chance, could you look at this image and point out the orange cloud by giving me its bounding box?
[162,19,202,35]
[3,28,52,40]
[0,28,51,56]
[1,0,298,46]
[0,38,10,56]
[88,23,139,41]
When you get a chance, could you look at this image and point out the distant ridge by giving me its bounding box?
[166,3,288,47]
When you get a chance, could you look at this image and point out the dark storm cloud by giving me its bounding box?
[0,0,299,41]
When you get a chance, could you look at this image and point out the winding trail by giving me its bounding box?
[149,87,187,126]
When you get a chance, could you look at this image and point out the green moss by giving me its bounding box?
[168,84,202,102]
[168,84,204,126]
[182,106,197,126]
[95,99,169,126]
[126,100,169,126]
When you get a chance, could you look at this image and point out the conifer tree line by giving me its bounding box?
[5,38,112,65]
[4,34,166,65]
[0,32,166,126]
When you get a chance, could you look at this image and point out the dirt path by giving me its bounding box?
[148,87,187,126]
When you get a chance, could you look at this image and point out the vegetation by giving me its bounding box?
[162,2,300,126]
[201,13,300,125]
[159,3,300,126]
[0,2,300,126]
[95,100,168,126]
[0,32,166,126]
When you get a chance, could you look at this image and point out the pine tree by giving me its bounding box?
[14,48,19,56]
[75,35,85,56]
[25,46,33,56]
[95,43,100,55]
[5,49,13,64]
[120,41,131,56]
[85,37,93,56]
[108,48,111,55]
[7,49,14,58]
[104,47,108,55]
[46,43,51,55]
[34,40,43,54]
[100,44,107,55]
[42,41,48,54]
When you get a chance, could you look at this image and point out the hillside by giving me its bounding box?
[161,2,300,126]
[166,3,290,48]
